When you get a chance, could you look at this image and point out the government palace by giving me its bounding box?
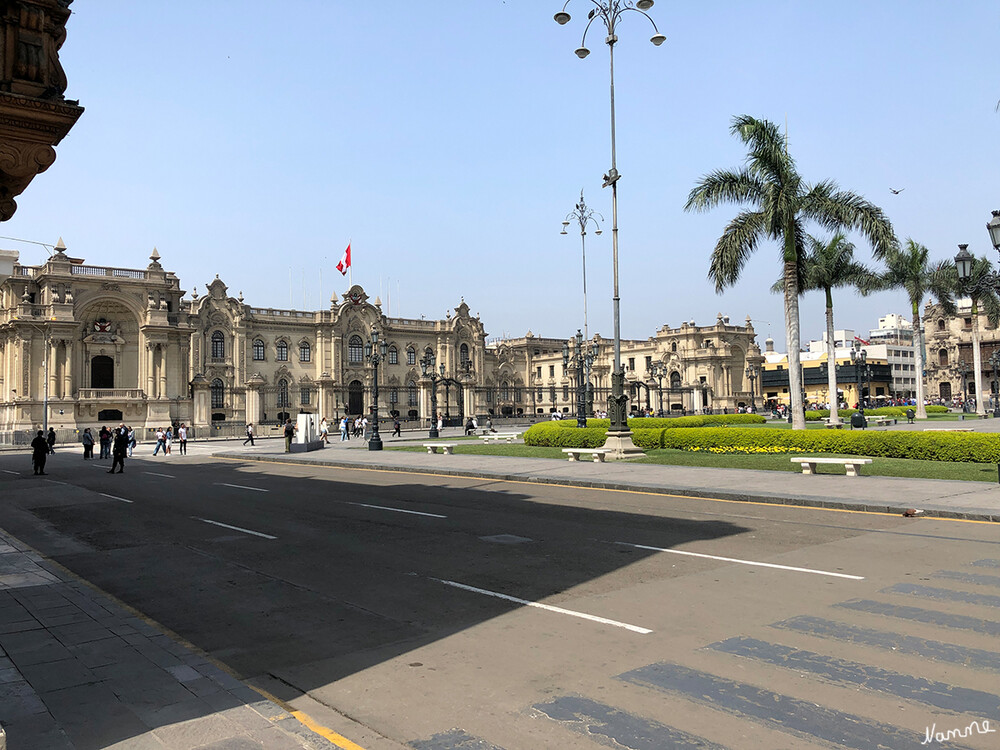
[0,245,762,438]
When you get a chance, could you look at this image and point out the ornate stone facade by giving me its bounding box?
[0,249,761,435]
[923,299,1000,405]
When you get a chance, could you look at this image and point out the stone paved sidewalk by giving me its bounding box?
[0,529,344,750]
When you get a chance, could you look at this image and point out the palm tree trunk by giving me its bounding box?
[825,289,840,424]
[785,260,806,429]
[972,298,985,415]
[912,302,927,420]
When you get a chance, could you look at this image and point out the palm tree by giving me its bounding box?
[955,255,1000,415]
[861,239,955,419]
[771,233,875,424]
[685,115,896,429]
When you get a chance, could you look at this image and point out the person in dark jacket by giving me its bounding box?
[46,428,56,454]
[30,430,48,475]
[81,427,94,459]
[109,423,128,474]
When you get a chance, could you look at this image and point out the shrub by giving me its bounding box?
[523,422,608,448]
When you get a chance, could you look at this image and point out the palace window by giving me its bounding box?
[407,380,417,406]
[277,379,289,408]
[460,343,470,365]
[276,341,288,361]
[407,347,416,365]
[252,339,265,361]
[299,342,311,362]
[211,331,225,359]
[211,378,224,408]
[390,388,398,405]
[349,336,364,364]
[300,387,310,405]
[388,346,398,365]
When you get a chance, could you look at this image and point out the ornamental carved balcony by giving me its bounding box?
[0,0,83,220]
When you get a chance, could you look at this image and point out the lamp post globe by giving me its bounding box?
[987,210,1000,252]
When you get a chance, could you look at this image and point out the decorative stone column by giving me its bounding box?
[190,373,210,429]
[245,372,265,426]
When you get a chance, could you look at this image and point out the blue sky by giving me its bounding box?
[4,1,998,349]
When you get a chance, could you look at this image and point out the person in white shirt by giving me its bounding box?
[152,428,166,456]
[177,424,188,455]
[320,418,329,444]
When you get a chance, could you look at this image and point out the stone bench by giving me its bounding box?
[821,418,845,429]
[424,443,457,454]
[869,416,896,426]
[481,433,520,444]
[562,448,610,463]
[922,428,974,432]
[790,456,872,477]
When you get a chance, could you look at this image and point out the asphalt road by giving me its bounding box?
[2,446,1000,749]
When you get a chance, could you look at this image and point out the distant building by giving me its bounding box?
[923,299,1000,405]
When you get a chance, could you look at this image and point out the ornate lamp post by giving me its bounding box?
[745,364,758,413]
[954,243,988,415]
[420,352,439,438]
[987,210,1000,252]
[364,327,388,451]
[959,359,970,411]
[990,350,1000,417]
[561,190,603,341]
[554,0,664,457]
[563,329,598,428]
[850,342,867,411]
[648,361,665,417]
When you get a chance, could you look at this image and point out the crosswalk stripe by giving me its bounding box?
[410,728,506,750]
[772,615,1000,672]
[885,583,1000,608]
[934,570,1000,589]
[836,599,1000,637]
[618,661,927,749]
[972,559,1000,568]
[708,636,1000,715]
[533,695,728,750]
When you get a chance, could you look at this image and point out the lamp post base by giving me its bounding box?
[602,431,645,460]
[368,434,383,451]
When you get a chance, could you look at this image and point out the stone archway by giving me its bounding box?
[348,380,363,416]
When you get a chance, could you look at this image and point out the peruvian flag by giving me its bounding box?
[336,243,351,275]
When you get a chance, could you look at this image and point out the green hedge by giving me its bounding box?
[804,405,949,421]
[525,421,1000,461]
[567,414,766,430]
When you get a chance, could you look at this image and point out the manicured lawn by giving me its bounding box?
[389,443,1000,482]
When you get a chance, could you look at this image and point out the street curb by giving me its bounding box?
[219,453,1000,524]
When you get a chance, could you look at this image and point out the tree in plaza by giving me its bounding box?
[770,233,875,424]
[685,115,897,429]
[861,240,955,419]
[954,255,1000,415]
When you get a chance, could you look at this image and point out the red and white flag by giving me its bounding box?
[336,243,351,275]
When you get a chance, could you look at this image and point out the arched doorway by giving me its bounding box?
[91,356,114,389]
[348,380,363,416]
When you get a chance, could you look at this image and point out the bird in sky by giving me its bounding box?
[889,188,905,194]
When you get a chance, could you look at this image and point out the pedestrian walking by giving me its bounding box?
[340,416,349,441]
[30,430,48,475]
[392,417,401,437]
[283,418,296,452]
[152,427,166,456]
[436,414,443,433]
[81,427,94,460]
[46,427,56,454]
[164,425,173,455]
[177,424,187,455]
[243,423,255,446]
[127,427,136,457]
[109,424,128,474]
[320,418,329,444]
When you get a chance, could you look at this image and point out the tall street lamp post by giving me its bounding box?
[364,327,388,451]
[953,243,987,415]
[563,330,598,428]
[420,353,439,438]
[554,0,664,457]
[850,342,867,410]
[561,190,603,341]
[959,359,970,411]
[648,361,665,417]
[990,350,1000,417]
[745,364,758,413]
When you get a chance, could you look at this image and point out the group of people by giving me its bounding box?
[80,424,137,460]
[32,423,139,475]
[151,424,188,456]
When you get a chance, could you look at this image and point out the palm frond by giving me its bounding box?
[685,169,763,212]
[708,210,765,292]
[799,183,897,258]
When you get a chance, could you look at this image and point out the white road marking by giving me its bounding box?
[44,479,68,485]
[214,483,269,493]
[431,578,652,635]
[100,493,133,504]
[614,541,865,580]
[192,517,276,539]
[2,470,19,475]
[348,502,446,519]
[144,471,175,479]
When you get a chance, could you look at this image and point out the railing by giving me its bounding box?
[77,389,146,400]
[248,308,315,319]
[0,430,33,446]
[13,265,37,277]
[71,265,147,279]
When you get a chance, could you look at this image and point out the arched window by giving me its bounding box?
[300,386,310,405]
[406,347,416,365]
[670,371,682,389]
[252,339,265,361]
[388,346,398,365]
[939,348,949,367]
[671,342,677,352]
[937,319,946,331]
[460,343,470,365]
[211,331,225,359]
[211,378,224,408]
[299,341,311,362]
[408,380,417,406]
[277,378,289,408]
[349,335,364,363]
[501,381,510,401]
[276,341,288,361]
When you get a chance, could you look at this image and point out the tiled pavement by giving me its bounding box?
[0,530,344,750]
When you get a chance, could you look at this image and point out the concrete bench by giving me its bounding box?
[922,428,974,432]
[562,448,610,463]
[424,442,457,454]
[481,432,520,444]
[790,456,872,477]
[821,418,845,429]
[869,416,896,426]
